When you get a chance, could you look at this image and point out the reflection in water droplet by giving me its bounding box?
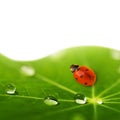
[44,96,59,106]
[74,94,87,104]
[21,65,35,76]
[96,99,103,104]
[6,84,16,95]
[111,50,120,60]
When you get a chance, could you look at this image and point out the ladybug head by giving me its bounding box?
[70,64,79,73]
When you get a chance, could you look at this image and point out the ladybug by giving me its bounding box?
[70,64,96,86]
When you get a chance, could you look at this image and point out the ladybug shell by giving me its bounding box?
[73,66,96,86]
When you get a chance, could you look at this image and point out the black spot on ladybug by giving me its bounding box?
[77,68,80,71]
[84,82,87,85]
[75,78,78,80]
[85,69,89,71]
[80,75,83,78]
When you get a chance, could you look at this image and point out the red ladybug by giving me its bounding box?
[70,64,96,86]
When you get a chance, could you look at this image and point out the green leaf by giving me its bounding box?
[0,46,120,120]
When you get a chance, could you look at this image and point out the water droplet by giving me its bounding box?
[96,99,103,104]
[111,50,120,60]
[74,94,87,104]
[6,84,16,95]
[44,96,59,106]
[21,65,35,76]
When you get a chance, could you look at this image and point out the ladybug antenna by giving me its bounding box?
[70,64,79,73]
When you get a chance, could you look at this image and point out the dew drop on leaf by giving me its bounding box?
[74,94,87,104]
[96,99,103,104]
[21,65,35,76]
[44,96,59,106]
[6,84,16,95]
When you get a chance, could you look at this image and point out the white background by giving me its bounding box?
[0,0,120,60]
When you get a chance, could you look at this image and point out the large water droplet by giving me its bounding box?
[6,84,16,95]
[74,94,87,104]
[21,65,35,76]
[44,96,59,106]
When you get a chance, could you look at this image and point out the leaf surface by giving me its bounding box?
[0,46,120,120]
